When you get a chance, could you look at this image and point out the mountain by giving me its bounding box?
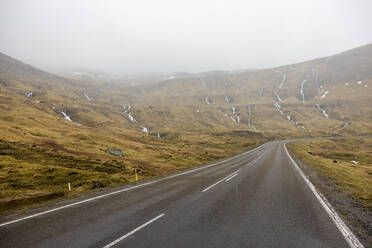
[119,43,372,136]
[0,43,371,212]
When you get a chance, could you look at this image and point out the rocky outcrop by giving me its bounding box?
[106,148,125,157]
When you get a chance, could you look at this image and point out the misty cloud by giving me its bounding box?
[0,0,371,74]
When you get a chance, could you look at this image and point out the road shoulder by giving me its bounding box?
[286,142,371,247]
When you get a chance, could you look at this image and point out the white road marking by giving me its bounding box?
[0,144,266,227]
[202,169,241,192]
[202,150,268,192]
[284,144,364,248]
[102,213,165,248]
[224,173,238,182]
[244,151,267,167]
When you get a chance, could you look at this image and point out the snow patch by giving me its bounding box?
[224,95,230,103]
[320,91,329,100]
[83,92,92,101]
[247,105,252,126]
[316,104,329,119]
[273,101,300,128]
[357,81,362,85]
[300,80,306,102]
[128,114,136,123]
[141,126,149,134]
[274,91,282,102]
[25,92,33,98]
[343,121,351,128]
[279,74,286,89]
[61,111,72,122]
[345,83,349,86]
[205,96,210,105]
[274,102,284,116]
[123,105,132,113]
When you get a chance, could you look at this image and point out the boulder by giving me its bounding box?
[106,148,125,157]
[92,181,104,189]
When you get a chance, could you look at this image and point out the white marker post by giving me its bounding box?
[68,182,71,191]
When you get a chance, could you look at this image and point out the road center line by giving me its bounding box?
[202,150,268,193]
[102,213,165,248]
[244,151,267,167]
[224,173,238,182]
[202,169,241,192]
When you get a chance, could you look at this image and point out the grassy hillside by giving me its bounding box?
[288,138,372,209]
[287,137,372,245]
[0,43,371,212]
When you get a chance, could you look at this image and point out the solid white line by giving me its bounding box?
[202,169,241,192]
[284,144,364,248]
[224,173,238,182]
[102,213,165,248]
[0,143,266,227]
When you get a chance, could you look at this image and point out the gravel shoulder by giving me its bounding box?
[287,140,372,247]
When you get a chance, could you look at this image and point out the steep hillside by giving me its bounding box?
[0,52,266,212]
[0,43,371,212]
[122,43,372,136]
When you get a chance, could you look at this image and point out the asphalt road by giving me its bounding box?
[0,141,362,247]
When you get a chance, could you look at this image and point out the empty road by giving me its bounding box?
[0,141,363,247]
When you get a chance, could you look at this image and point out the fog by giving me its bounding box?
[1,0,372,74]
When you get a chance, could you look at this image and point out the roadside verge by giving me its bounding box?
[285,143,367,248]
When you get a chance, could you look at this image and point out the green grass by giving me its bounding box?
[287,138,372,210]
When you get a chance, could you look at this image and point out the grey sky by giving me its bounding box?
[0,0,371,74]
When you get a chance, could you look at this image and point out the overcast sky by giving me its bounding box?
[0,0,372,74]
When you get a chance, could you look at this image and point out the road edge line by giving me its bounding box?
[0,143,266,227]
[284,143,364,248]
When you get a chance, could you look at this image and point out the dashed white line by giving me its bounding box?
[284,144,364,248]
[0,144,266,227]
[202,150,268,192]
[202,169,241,192]
[102,213,165,248]
[245,151,267,167]
[224,173,239,182]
